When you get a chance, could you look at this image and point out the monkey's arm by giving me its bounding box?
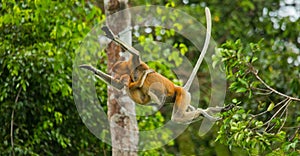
[101,26,140,58]
[79,64,124,90]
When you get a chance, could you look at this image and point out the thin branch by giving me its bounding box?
[289,127,300,142]
[277,108,288,133]
[252,70,300,102]
[247,67,300,133]
[254,91,273,95]
[251,98,288,118]
[282,126,300,129]
[253,87,271,92]
[11,87,22,156]
[264,99,291,129]
[268,103,289,132]
[252,87,273,95]
[10,110,15,156]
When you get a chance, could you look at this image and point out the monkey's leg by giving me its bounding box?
[171,87,223,123]
[200,107,224,116]
[138,69,154,87]
[187,105,196,112]
[171,87,202,123]
[197,104,235,120]
[196,108,221,121]
[147,82,167,105]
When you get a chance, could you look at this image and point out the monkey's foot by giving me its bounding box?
[197,108,221,122]
[186,105,196,112]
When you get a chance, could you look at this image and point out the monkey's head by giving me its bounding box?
[130,62,150,81]
[135,62,149,71]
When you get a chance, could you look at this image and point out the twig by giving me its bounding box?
[247,67,300,133]
[253,87,271,92]
[264,99,291,130]
[10,110,15,156]
[251,98,288,118]
[277,108,288,133]
[268,104,289,132]
[252,70,300,102]
[282,126,300,129]
[289,127,300,142]
[11,87,22,156]
[254,91,273,95]
[252,87,273,95]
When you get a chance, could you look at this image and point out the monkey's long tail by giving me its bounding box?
[183,7,211,91]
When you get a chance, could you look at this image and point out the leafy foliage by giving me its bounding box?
[0,0,107,155]
[214,40,300,155]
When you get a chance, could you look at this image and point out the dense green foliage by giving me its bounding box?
[1,0,299,155]
[0,0,107,155]
[214,40,300,155]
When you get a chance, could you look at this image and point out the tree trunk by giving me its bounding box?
[103,0,138,155]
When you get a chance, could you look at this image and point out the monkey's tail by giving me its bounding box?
[183,7,211,91]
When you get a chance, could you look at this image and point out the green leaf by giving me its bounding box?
[236,87,247,93]
[267,102,275,112]
[238,78,249,87]
[232,98,238,103]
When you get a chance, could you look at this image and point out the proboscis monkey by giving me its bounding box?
[80,8,232,123]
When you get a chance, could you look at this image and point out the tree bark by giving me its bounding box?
[103,0,138,155]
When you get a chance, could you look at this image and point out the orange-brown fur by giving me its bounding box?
[109,7,223,122]
[111,55,204,123]
[82,8,229,124]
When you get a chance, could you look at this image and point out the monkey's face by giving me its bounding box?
[130,63,150,81]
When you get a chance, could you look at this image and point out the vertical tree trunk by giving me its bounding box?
[103,0,138,155]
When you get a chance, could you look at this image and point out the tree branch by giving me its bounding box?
[264,99,291,130]
[251,98,288,118]
[248,68,300,133]
[11,87,22,156]
[252,70,300,102]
